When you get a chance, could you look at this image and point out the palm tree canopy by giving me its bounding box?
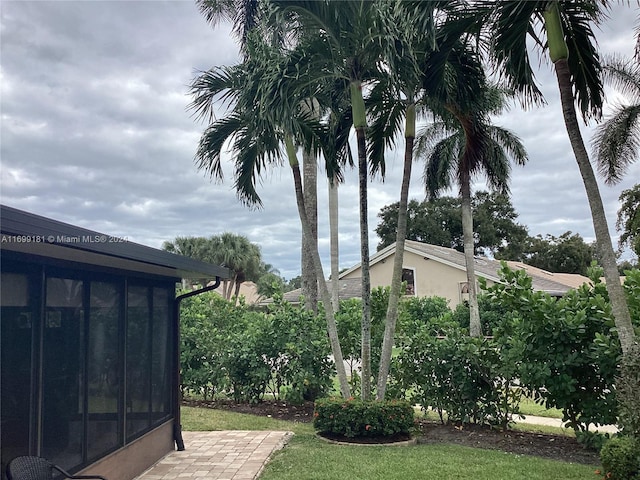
[592,54,640,184]
[477,0,607,121]
[189,31,326,206]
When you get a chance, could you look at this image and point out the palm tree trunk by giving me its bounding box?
[461,174,482,337]
[351,79,372,401]
[553,58,636,355]
[377,103,415,400]
[329,174,340,313]
[302,147,318,313]
[357,126,372,401]
[287,136,351,398]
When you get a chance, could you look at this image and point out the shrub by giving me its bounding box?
[391,319,521,428]
[397,295,451,340]
[483,264,620,433]
[180,292,332,404]
[313,397,414,438]
[599,436,640,480]
[334,288,388,395]
[450,294,518,336]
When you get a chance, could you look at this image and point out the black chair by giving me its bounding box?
[6,456,107,480]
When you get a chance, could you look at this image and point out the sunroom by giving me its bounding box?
[1,205,230,479]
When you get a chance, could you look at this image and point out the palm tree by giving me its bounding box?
[592,54,640,184]
[417,78,528,337]
[270,0,392,400]
[196,0,321,313]
[478,0,636,355]
[189,31,352,398]
[368,3,479,399]
[209,232,262,303]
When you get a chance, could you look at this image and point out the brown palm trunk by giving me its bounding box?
[554,58,635,355]
[288,140,351,398]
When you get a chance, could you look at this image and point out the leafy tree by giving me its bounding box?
[523,231,595,275]
[375,192,528,257]
[617,184,640,259]
[477,0,636,355]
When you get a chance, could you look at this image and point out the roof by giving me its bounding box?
[261,278,362,305]
[1,204,231,280]
[339,240,590,296]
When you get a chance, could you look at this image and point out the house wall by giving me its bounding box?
[342,250,495,308]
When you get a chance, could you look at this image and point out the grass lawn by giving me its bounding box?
[181,406,597,480]
[518,396,563,419]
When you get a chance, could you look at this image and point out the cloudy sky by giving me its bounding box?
[1,1,638,279]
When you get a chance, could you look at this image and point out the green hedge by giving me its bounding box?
[313,397,414,438]
[599,436,640,480]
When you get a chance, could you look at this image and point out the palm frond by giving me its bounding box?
[593,104,640,184]
[602,55,640,102]
[195,114,246,180]
[560,1,605,121]
[422,133,463,199]
[480,0,545,109]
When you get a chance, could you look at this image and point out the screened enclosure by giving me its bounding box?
[0,205,229,479]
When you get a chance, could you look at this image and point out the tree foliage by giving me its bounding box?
[163,233,265,300]
[375,192,528,257]
[521,231,595,275]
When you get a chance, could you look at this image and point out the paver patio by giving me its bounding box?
[135,431,293,480]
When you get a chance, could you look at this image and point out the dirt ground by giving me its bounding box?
[182,399,600,466]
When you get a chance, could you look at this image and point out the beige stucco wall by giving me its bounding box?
[342,250,495,309]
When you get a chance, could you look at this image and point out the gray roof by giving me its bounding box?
[1,204,231,280]
[261,278,362,305]
[339,240,589,297]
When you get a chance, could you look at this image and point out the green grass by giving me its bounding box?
[518,397,563,419]
[181,405,314,435]
[181,406,596,480]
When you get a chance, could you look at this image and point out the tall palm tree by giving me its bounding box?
[478,0,636,355]
[189,32,352,398]
[270,0,393,400]
[592,54,640,184]
[197,0,321,314]
[367,3,480,399]
[417,80,528,338]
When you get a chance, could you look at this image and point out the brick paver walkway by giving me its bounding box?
[135,431,293,480]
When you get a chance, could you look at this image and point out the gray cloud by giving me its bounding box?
[1,1,639,280]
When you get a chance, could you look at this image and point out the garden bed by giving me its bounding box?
[182,399,600,465]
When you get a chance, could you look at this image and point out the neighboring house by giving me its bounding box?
[336,240,590,308]
[0,205,230,480]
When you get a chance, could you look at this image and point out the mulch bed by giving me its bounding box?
[182,398,600,465]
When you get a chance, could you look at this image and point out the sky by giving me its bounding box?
[1,1,639,280]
